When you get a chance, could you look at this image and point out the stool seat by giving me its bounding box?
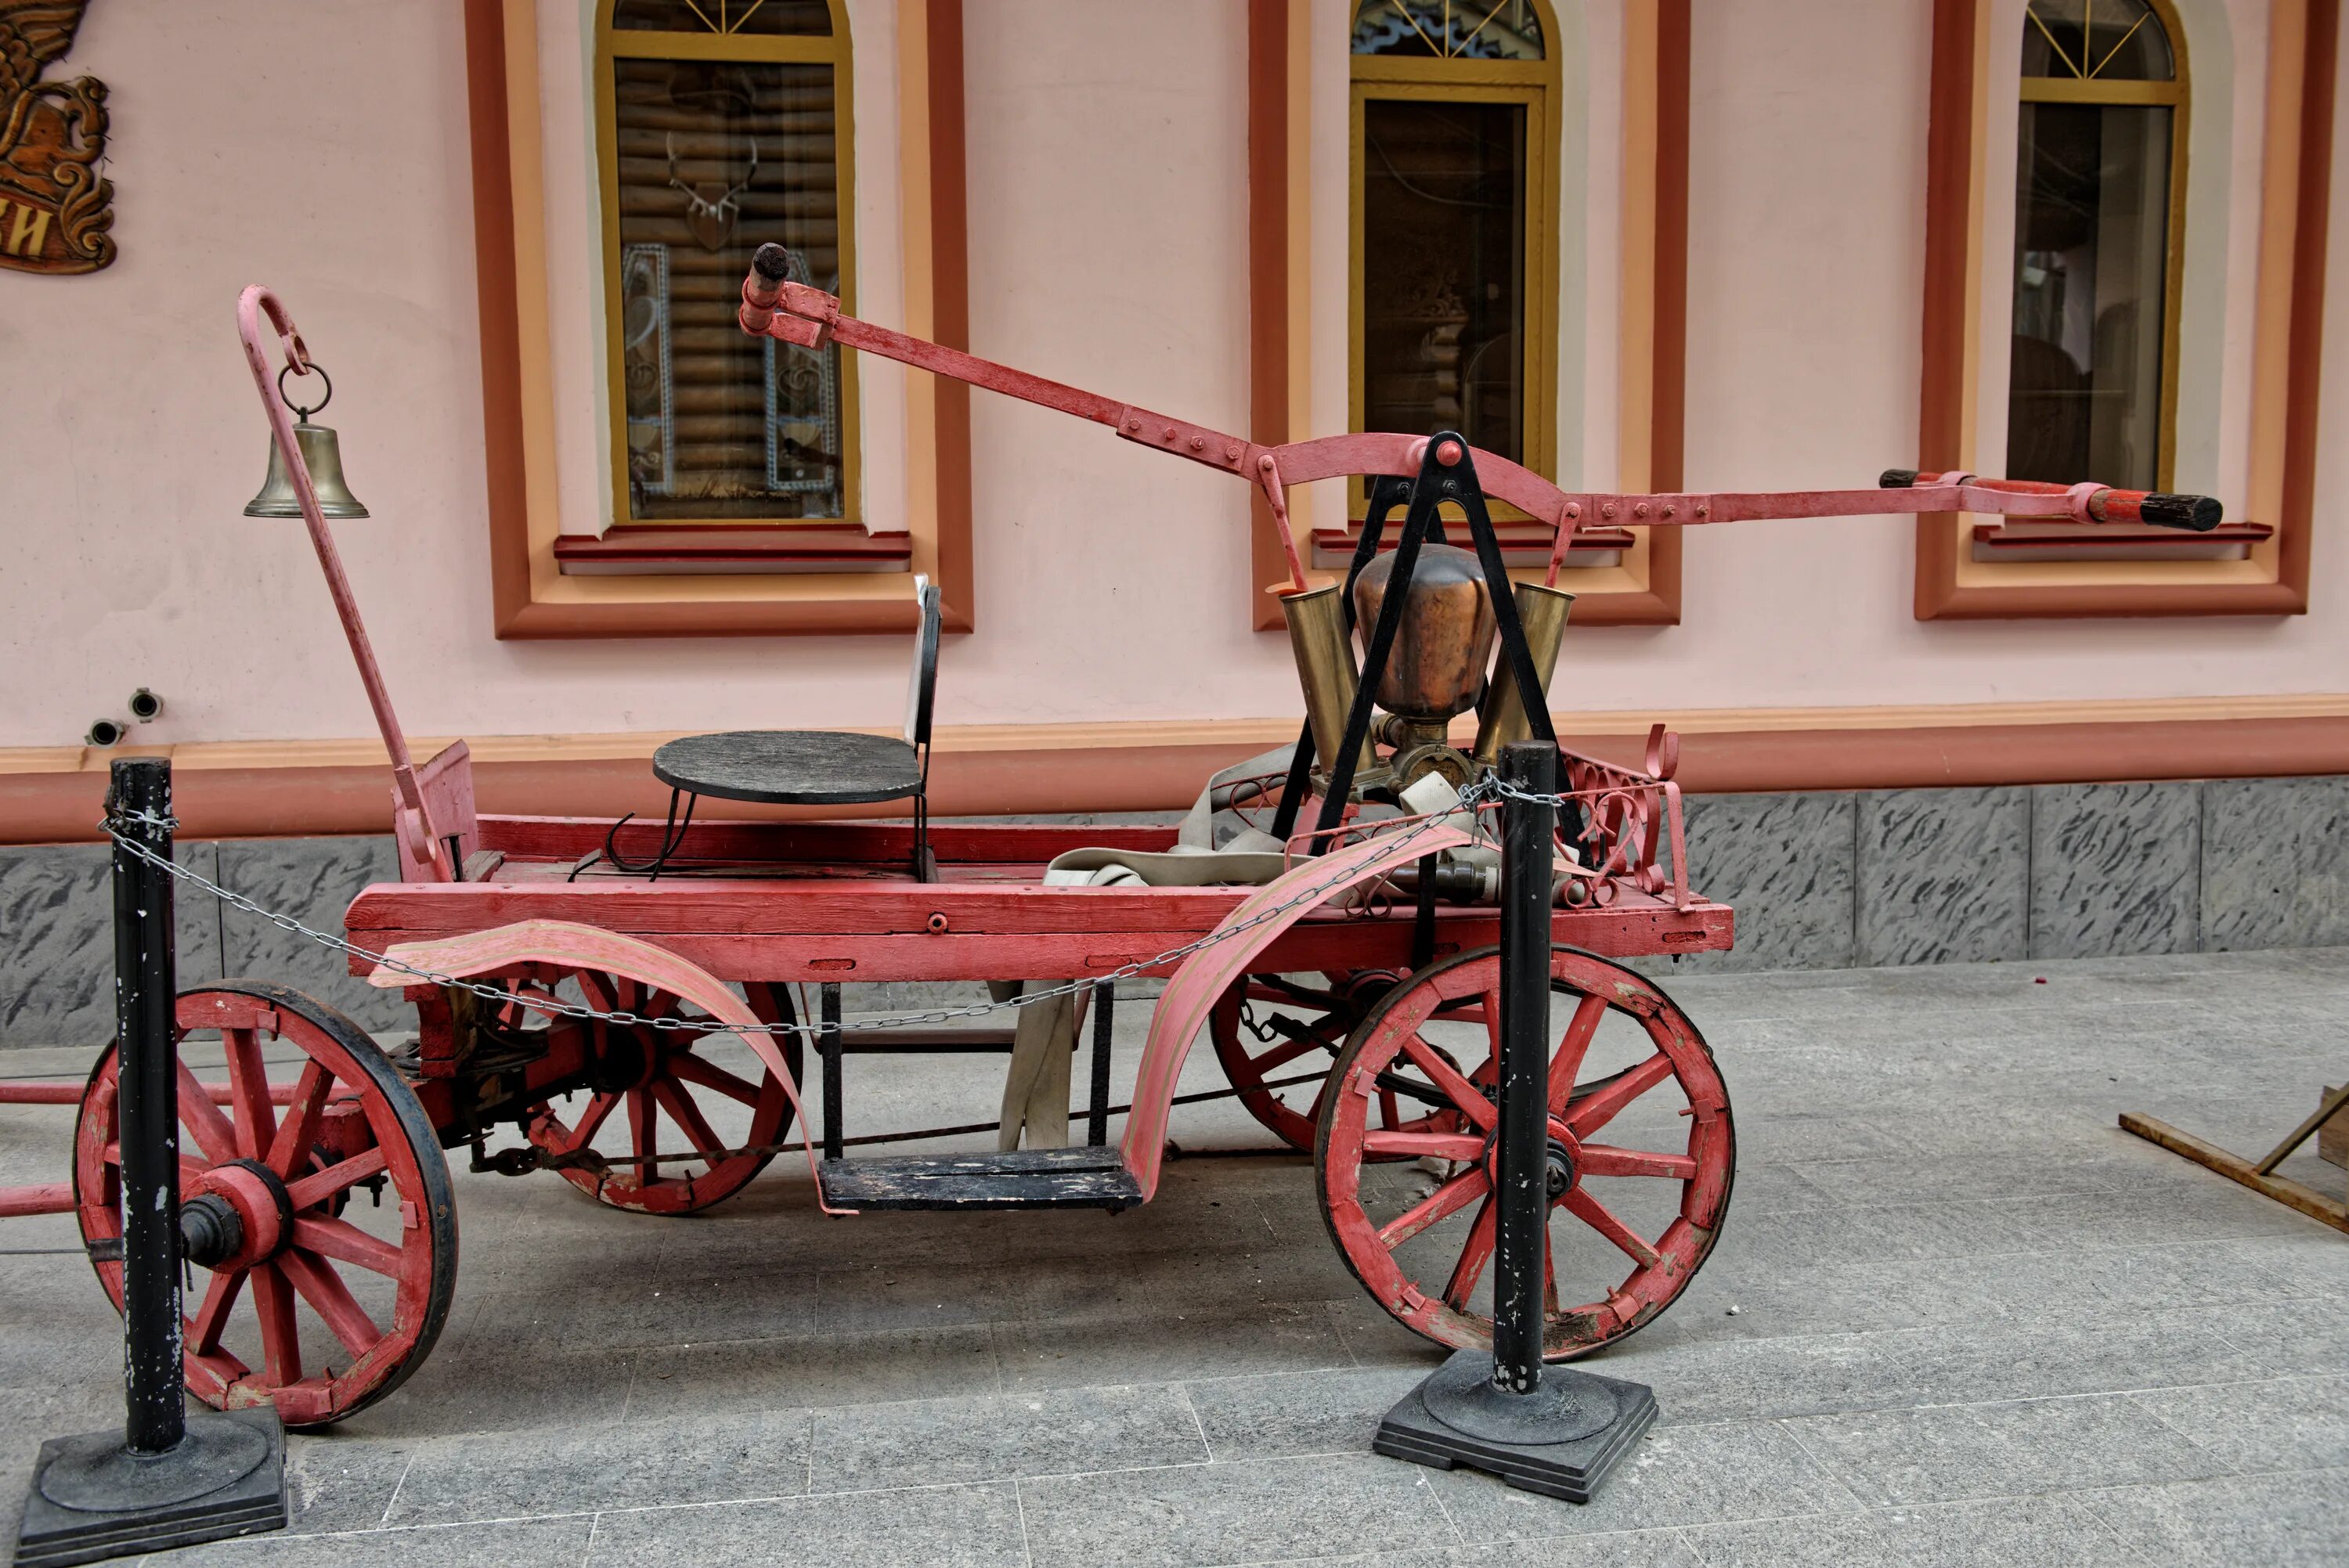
[652,730,922,806]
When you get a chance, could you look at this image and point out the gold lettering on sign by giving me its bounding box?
[0,2,117,274]
[3,200,53,258]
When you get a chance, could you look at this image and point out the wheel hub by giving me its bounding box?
[183,1158,294,1271]
[1481,1123,1579,1199]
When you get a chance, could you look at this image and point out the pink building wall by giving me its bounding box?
[2,0,2342,762]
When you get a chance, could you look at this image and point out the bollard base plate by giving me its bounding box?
[1373,1350,1657,1504]
[15,1408,287,1568]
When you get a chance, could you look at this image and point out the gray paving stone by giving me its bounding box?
[1785,1392,2223,1505]
[128,1516,598,1567]
[2202,777,2349,950]
[1274,1532,1705,1566]
[2206,1298,2349,1376]
[2131,1376,2349,1472]
[584,1480,1030,1567]
[1888,1309,2271,1405]
[1681,1494,2136,1566]
[278,1436,416,1536]
[808,1383,1206,1492]
[2077,1466,2349,1567]
[1856,788,2032,967]
[1017,1452,1455,1568]
[623,1324,1001,1421]
[1182,1366,1428,1460]
[992,1299,1353,1392]
[334,1336,637,1441]
[384,1408,810,1524]
[2030,781,2202,959]
[1425,1419,1858,1541]
[1586,1328,1925,1425]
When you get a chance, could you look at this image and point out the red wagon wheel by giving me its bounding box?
[1211,971,1417,1152]
[517,966,793,1215]
[73,982,457,1429]
[1316,945,1733,1361]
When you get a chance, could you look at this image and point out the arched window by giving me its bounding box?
[2006,0,2186,492]
[596,0,858,527]
[1351,0,1557,495]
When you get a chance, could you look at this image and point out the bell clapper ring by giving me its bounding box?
[277,361,334,422]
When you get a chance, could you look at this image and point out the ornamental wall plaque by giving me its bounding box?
[0,1,115,275]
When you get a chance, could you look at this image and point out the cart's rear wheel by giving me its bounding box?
[519,967,793,1215]
[1211,971,1413,1152]
[72,982,457,1429]
[1315,945,1733,1361]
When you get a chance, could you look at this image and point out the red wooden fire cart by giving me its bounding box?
[13,251,2224,1429]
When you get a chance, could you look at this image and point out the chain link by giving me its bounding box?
[100,790,1498,1043]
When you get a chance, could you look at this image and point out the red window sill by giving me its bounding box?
[554,526,915,577]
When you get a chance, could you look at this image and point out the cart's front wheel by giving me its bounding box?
[519,967,795,1215]
[1315,946,1733,1361]
[73,982,458,1429]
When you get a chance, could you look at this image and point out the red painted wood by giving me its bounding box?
[73,986,454,1428]
[0,1181,73,1217]
[1317,946,1734,1363]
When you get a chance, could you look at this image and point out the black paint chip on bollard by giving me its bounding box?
[14,1407,289,1568]
[1373,1349,1658,1504]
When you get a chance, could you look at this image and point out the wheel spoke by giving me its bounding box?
[1547,994,1609,1114]
[650,1080,727,1163]
[1561,1051,1676,1136]
[290,1216,403,1278]
[628,1090,657,1176]
[265,1062,332,1178]
[1401,1034,1496,1130]
[175,1062,237,1165]
[1248,1033,1327,1073]
[1481,987,1504,1059]
[1377,1166,1488,1249]
[187,1268,245,1355]
[219,1029,278,1159]
[250,1263,303,1386]
[669,1054,763,1107]
[1561,1186,1662,1269]
[1442,1197,1498,1310]
[1576,1144,1698,1181]
[1362,1130,1485,1162]
[569,1091,621,1148]
[286,1146,388,1212]
[279,1249,382,1360]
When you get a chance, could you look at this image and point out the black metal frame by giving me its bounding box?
[1268,436,1557,849]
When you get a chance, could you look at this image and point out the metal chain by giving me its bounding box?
[99,790,1495,1044]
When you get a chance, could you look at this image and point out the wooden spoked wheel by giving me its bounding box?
[73,982,457,1429]
[1211,971,1416,1152]
[1316,945,1734,1361]
[518,967,793,1215]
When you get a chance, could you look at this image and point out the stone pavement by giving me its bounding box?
[2,948,2344,1566]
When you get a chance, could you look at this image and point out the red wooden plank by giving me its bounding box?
[478,813,1180,865]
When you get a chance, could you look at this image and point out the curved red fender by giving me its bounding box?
[366,918,852,1214]
[1120,822,1472,1200]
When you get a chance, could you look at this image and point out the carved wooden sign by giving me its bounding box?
[0,1,115,274]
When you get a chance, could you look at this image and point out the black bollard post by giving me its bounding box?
[111,759,186,1458]
[1369,741,1658,1503]
[16,759,288,1568]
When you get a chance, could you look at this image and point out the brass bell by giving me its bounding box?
[244,364,369,518]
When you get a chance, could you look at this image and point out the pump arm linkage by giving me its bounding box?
[737,245,2225,593]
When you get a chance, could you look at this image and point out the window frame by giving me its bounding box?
[1246,0,1689,629]
[1347,41,1560,513]
[1913,0,2333,620]
[2008,0,2192,496]
[467,0,975,639]
[593,2,864,532]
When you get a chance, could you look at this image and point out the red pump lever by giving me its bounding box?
[739,246,2228,591]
